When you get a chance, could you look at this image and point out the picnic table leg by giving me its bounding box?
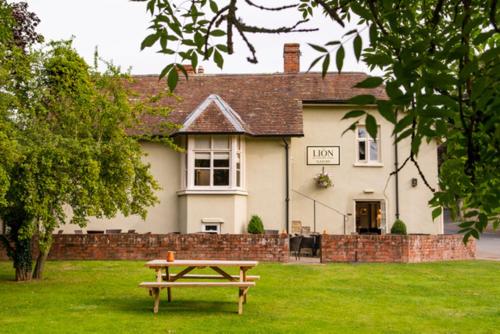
[240,267,248,304]
[238,288,244,315]
[153,288,160,314]
[166,267,172,302]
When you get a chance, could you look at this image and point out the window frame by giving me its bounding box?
[184,135,245,191]
[355,125,381,164]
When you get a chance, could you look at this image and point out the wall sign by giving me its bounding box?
[307,146,340,165]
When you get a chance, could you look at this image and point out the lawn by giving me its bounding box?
[0,261,499,334]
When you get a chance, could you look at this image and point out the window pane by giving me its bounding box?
[358,127,367,138]
[195,152,211,167]
[214,152,229,167]
[369,140,378,161]
[358,141,366,160]
[204,225,218,232]
[194,169,210,185]
[213,169,229,185]
[237,170,241,187]
[213,136,229,149]
[195,136,210,149]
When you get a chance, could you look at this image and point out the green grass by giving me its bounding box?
[0,261,499,334]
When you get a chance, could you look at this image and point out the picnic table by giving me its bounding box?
[140,259,259,315]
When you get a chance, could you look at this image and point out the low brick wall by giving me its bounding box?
[0,233,474,263]
[320,234,475,263]
[45,234,289,262]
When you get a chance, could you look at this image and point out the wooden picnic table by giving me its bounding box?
[140,259,259,315]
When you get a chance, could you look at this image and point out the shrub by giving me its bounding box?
[391,219,407,235]
[247,215,264,234]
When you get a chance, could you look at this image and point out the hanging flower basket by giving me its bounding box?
[315,171,333,189]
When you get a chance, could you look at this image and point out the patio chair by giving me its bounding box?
[106,229,122,234]
[299,236,315,257]
[289,236,302,260]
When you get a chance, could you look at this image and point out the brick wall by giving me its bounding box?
[1,233,474,263]
[43,234,289,262]
[320,234,475,263]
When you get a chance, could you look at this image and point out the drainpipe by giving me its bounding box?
[282,137,290,234]
[394,119,400,220]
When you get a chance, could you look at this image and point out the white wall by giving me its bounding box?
[290,105,442,235]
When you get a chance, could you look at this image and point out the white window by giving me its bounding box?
[185,135,244,190]
[201,223,221,234]
[356,126,381,163]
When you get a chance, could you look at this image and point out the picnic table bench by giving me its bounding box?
[140,259,259,315]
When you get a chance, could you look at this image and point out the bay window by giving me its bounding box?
[184,135,244,190]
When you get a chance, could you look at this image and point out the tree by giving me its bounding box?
[139,0,499,241]
[0,2,175,281]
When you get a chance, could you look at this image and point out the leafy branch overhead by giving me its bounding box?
[139,0,500,241]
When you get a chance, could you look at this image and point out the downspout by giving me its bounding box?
[282,137,290,234]
[394,119,400,220]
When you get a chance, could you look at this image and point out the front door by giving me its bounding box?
[355,201,381,234]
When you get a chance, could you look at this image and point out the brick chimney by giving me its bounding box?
[283,43,300,73]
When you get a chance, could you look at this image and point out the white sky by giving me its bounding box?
[22,0,372,75]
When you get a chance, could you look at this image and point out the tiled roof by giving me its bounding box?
[128,72,387,136]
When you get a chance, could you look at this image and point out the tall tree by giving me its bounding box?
[139,0,499,240]
[0,2,175,281]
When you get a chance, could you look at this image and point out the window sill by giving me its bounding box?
[177,189,248,196]
[353,162,384,168]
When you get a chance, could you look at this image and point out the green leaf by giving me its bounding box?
[353,35,362,62]
[322,53,330,78]
[140,33,160,50]
[308,43,328,53]
[348,94,376,105]
[342,110,365,119]
[343,29,357,37]
[432,207,442,221]
[209,0,218,13]
[369,24,377,44]
[325,41,340,46]
[210,29,226,37]
[167,66,179,92]
[354,77,383,88]
[214,49,224,69]
[307,55,323,72]
[336,45,345,73]
[376,101,396,123]
[159,64,173,80]
[342,121,359,136]
[365,114,378,139]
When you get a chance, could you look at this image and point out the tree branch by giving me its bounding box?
[244,0,298,11]
[314,0,345,27]
[490,0,499,32]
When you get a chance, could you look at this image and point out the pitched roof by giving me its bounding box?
[180,94,248,133]
[128,72,387,137]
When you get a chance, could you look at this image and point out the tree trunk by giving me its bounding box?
[13,238,33,281]
[32,229,53,280]
[33,249,48,280]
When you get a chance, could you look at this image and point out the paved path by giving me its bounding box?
[444,222,500,260]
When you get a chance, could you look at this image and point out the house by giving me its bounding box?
[60,43,443,235]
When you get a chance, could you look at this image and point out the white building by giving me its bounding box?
[60,44,443,235]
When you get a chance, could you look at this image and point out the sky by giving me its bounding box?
[22,0,373,75]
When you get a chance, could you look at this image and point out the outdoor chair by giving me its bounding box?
[87,230,104,234]
[289,236,302,260]
[299,236,315,257]
[106,229,122,234]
